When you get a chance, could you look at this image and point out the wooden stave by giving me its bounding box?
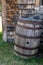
[20,20,42,45]
[14,36,38,57]
[14,46,38,55]
[16,20,42,37]
[16,20,42,27]
[14,43,39,50]
[16,26,41,37]
[17,24,42,30]
[18,20,42,25]
[15,34,40,48]
[14,50,37,59]
[15,20,41,48]
[40,25,43,45]
[14,34,40,57]
[15,32,41,39]
[14,34,39,56]
[14,19,42,57]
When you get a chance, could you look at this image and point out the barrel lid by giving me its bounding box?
[19,15,42,22]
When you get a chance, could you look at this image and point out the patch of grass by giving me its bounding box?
[0,32,43,65]
[0,32,2,41]
[0,6,2,12]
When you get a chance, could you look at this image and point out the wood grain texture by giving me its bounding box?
[2,0,7,42]
[14,18,42,58]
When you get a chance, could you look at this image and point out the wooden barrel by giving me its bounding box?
[40,23,43,45]
[14,17,42,59]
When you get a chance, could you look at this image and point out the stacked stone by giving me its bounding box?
[6,0,19,42]
[2,0,36,42]
[2,0,19,42]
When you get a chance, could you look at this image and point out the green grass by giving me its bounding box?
[0,32,43,65]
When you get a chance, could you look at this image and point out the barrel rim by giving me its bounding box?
[18,20,42,25]
[19,17,42,22]
[17,24,42,30]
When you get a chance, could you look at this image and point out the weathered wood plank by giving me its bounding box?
[14,18,42,58]
[2,0,7,42]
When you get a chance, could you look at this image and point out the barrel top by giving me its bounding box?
[19,15,42,22]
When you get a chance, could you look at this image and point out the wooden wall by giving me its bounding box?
[2,0,43,44]
[2,0,19,42]
[35,0,42,7]
[6,0,19,42]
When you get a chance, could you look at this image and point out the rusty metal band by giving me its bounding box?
[14,4,35,5]
[14,43,39,50]
[7,29,15,31]
[15,33,40,39]
[19,20,42,25]
[17,24,42,30]
[14,50,37,57]
[18,9,35,10]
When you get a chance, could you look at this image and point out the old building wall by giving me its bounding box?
[2,0,18,42]
[35,0,42,7]
[2,0,43,43]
